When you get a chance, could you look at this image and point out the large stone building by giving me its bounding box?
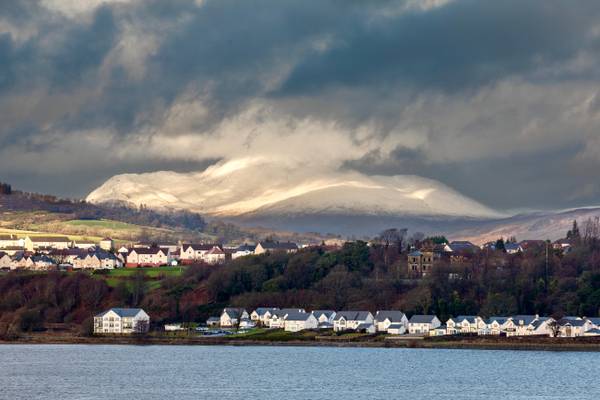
[407,249,435,277]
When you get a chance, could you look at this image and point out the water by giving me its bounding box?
[0,344,598,399]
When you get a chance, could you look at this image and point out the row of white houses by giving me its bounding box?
[0,249,122,270]
[213,307,600,338]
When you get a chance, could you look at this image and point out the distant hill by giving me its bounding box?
[0,182,333,244]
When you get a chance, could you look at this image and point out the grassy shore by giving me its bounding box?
[3,330,600,352]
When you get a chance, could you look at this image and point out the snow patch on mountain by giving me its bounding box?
[86,157,501,219]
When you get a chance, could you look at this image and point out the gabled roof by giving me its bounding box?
[375,310,406,322]
[236,244,255,252]
[222,308,246,319]
[409,315,438,324]
[182,243,221,252]
[96,308,146,318]
[448,241,478,252]
[586,317,600,325]
[451,315,479,324]
[207,247,225,255]
[312,310,336,319]
[334,311,372,321]
[486,316,509,325]
[408,250,422,257]
[253,307,279,316]
[272,308,306,318]
[510,315,538,325]
[284,311,313,322]
[558,318,586,327]
[130,247,166,255]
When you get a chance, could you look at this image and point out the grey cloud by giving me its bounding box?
[0,0,599,211]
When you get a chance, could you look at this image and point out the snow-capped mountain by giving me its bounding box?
[86,157,501,223]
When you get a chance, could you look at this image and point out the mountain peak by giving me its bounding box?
[86,158,501,220]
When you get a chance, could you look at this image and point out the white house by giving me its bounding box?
[251,308,279,325]
[333,311,374,332]
[204,246,226,264]
[0,234,23,249]
[446,316,486,334]
[99,237,114,251]
[374,310,409,333]
[24,236,71,251]
[387,324,407,335]
[558,317,593,337]
[267,308,306,328]
[126,247,170,267]
[480,317,510,335]
[94,308,150,334]
[284,312,318,332]
[180,244,221,263]
[220,308,249,328]
[239,318,256,329]
[408,315,441,335]
[73,240,96,250]
[254,241,298,255]
[527,317,555,336]
[231,244,255,259]
[503,315,539,336]
[73,251,122,270]
[312,310,337,325]
[0,251,11,269]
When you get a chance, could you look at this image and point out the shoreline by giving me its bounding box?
[3,334,600,352]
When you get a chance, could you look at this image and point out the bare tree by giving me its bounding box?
[134,319,149,334]
[547,319,561,338]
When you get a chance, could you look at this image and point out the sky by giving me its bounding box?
[1,0,600,212]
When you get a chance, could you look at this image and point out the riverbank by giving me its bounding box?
[3,331,600,352]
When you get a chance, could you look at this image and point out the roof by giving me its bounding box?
[355,323,374,330]
[207,247,225,255]
[130,247,166,255]
[284,311,313,322]
[486,316,509,324]
[206,317,220,322]
[375,310,406,322]
[504,243,522,251]
[183,244,221,251]
[253,307,279,316]
[28,236,71,242]
[408,250,422,257]
[586,317,600,325]
[334,311,372,321]
[559,318,586,327]
[96,308,145,318]
[257,241,298,250]
[387,323,405,329]
[0,234,18,240]
[448,241,478,252]
[236,244,255,252]
[273,308,306,318]
[511,315,538,325]
[452,316,479,324]
[222,308,246,319]
[312,310,336,318]
[409,315,438,324]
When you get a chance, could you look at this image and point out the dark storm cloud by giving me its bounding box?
[0,0,599,211]
[279,0,600,94]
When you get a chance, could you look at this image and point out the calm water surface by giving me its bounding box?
[0,344,598,399]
